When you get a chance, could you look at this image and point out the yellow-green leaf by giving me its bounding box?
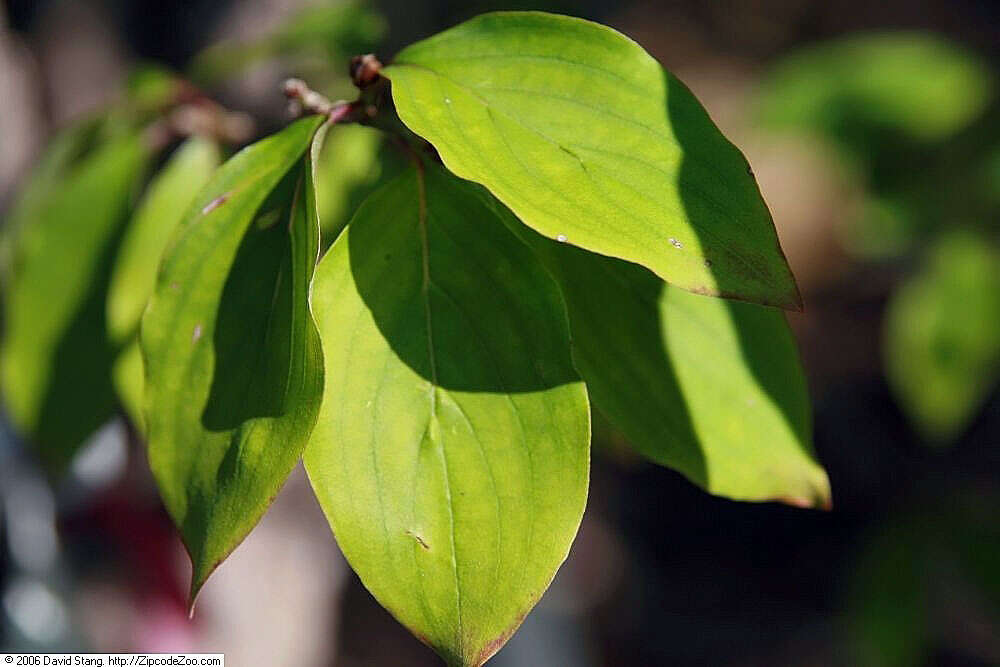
[502,217,830,507]
[385,11,800,309]
[305,164,589,666]
[756,33,995,144]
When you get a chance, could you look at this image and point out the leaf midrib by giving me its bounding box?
[414,163,465,655]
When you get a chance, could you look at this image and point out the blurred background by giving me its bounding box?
[1,0,998,665]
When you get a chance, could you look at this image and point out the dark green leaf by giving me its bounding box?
[385,11,800,308]
[0,130,150,470]
[141,116,325,600]
[304,164,590,666]
[503,218,829,506]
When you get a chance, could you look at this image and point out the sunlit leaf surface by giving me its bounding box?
[503,218,829,506]
[305,164,589,666]
[386,11,800,308]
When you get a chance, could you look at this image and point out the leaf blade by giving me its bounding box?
[385,11,800,308]
[140,116,325,599]
[304,164,589,665]
[501,215,829,506]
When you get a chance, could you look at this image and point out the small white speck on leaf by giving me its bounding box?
[669,238,683,249]
[556,234,567,243]
[192,324,202,343]
[444,97,452,104]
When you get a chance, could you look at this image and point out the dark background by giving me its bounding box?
[1,1,998,665]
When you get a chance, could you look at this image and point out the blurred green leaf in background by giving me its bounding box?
[107,136,221,429]
[755,33,994,146]
[190,1,386,98]
[0,125,150,471]
[883,232,1000,443]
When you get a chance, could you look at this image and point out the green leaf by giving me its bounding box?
[106,137,220,429]
[504,219,829,506]
[304,164,590,666]
[140,116,325,600]
[755,33,995,145]
[0,130,150,471]
[884,232,1000,443]
[112,338,145,432]
[0,115,106,283]
[385,11,800,309]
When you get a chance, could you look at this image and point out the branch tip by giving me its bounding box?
[350,54,383,88]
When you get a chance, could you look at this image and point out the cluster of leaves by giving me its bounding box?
[755,33,1000,444]
[1,11,829,665]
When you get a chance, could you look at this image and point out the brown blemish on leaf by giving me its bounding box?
[681,282,803,312]
[776,494,832,511]
[201,192,229,215]
[474,608,530,667]
[406,530,430,550]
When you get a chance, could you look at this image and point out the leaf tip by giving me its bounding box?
[775,479,832,511]
[471,609,530,666]
[186,551,222,618]
[786,280,805,312]
[186,570,207,618]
